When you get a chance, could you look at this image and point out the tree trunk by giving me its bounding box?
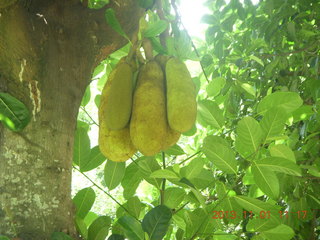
[0,1,141,238]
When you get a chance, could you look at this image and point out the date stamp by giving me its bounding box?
[212,210,309,219]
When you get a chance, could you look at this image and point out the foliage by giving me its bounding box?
[71,0,320,239]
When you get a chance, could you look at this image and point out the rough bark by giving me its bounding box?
[0,0,142,238]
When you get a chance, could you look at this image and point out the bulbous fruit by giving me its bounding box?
[99,62,133,130]
[162,127,181,151]
[98,120,136,162]
[166,57,197,133]
[130,61,167,156]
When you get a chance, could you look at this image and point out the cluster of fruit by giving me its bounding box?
[98,55,197,162]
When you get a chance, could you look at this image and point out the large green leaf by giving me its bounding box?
[75,216,88,238]
[81,146,106,172]
[269,144,295,162]
[88,216,111,240]
[163,188,186,209]
[142,205,172,240]
[73,187,96,219]
[0,92,30,131]
[73,126,91,167]
[235,116,263,159]
[203,135,237,174]
[180,158,205,179]
[144,20,168,38]
[206,77,226,97]
[121,163,142,199]
[257,92,303,115]
[261,224,295,240]
[105,8,129,41]
[81,86,91,107]
[118,216,144,240]
[137,157,162,189]
[255,157,301,176]
[260,107,287,141]
[252,163,279,199]
[197,100,224,129]
[104,160,126,191]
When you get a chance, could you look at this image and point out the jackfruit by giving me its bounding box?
[99,62,133,130]
[155,55,181,150]
[98,120,136,162]
[130,61,167,156]
[165,57,197,133]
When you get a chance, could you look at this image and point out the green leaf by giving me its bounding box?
[73,187,96,219]
[164,144,185,156]
[126,196,142,219]
[203,135,237,174]
[163,187,186,209]
[104,160,126,191]
[118,216,144,240]
[197,100,224,129]
[235,116,263,159]
[84,212,99,227]
[138,0,154,9]
[261,224,295,240]
[252,163,279,199]
[144,20,168,38]
[269,145,295,162]
[73,126,91,167]
[81,86,91,107]
[249,55,264,67]
[260,107,287,141]
[180,158,205,179]
[81,146,106,172]
[0,92,30,131]
[75,216,88,239]
[206,77,226,97]
[51,232,74,240]
[142,205,172,240]
[257,92,303,115]
[150,169,179,180]
[137,157,162,189]
[88,216,111,240]
[121,163,142,199]
[233,195,279,213]
[255,157,301,176]
[105,8,130,42]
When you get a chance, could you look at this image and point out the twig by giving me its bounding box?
[171,0,210,83]
[80,106,99,126]
[160,152,166,205]
[178,150,202,165]
[156,0,169,48]
[73,166,141,222]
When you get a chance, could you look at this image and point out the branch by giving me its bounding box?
[73,166,141,222]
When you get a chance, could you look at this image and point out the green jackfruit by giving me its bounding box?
[99,62,133,130]
[130,61,167,156]
[98,120,136,162]
[166,57,197,133]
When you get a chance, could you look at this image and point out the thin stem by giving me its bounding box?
[156,0,169,48]
[160,152,166,205]
[171,0,210,83]
[178,150,201,166]
[80,106,99,126]
[73,166,141,222]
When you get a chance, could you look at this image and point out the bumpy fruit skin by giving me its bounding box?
[98,61,136,162]
[99,62,133,130]
[130,61,167,156]
[98,120,136,162]
[155,55,181,150]
[166,57,197,133]
[162,127,181,151]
